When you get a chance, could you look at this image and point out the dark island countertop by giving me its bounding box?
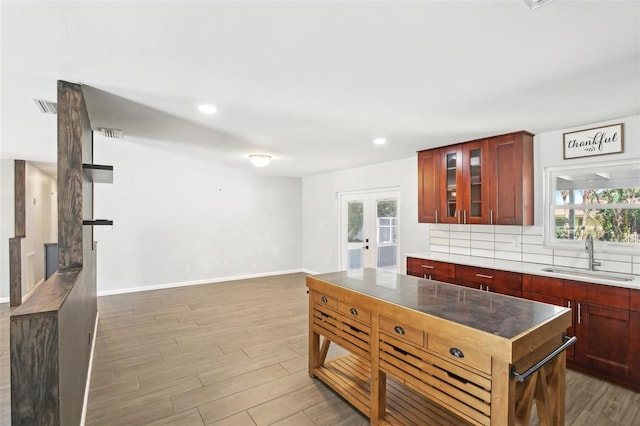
[311,268,570,340]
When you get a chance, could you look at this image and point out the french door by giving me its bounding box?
[339,190,399,272]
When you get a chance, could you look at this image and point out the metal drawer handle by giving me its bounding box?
[476,274,493,279]
[421,265,434,269]
[449,347,464,358]
[394,326,405,335]
[321,296,328,303]
[349,307,358,316]
[511,335,577,382]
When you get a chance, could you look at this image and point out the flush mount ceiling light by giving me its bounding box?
[249,154,272,167]
[198,104,217,114]
[33,99,57,114]
[373,138,387,146]
[523,0,554,9]
[99,128,124,139]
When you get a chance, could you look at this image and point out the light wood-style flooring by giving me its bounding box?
[1,272,640,425]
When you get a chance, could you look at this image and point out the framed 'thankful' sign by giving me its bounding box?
[563,123,624,160]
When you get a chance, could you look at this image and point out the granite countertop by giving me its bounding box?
[405,252,640,290]
[312,268,569,340]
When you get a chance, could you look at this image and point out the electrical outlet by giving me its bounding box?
[186,265,192,273]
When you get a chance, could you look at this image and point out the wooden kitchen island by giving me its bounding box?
[307,269,574,425]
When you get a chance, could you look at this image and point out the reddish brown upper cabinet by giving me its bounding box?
[417,131,533,225]
[417,149,441,223]
[487,132,534,225]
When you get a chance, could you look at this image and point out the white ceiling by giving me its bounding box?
[1,0,639,177]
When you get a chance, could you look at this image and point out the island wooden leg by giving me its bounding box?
[308,291,320,377]
[491,358,516,425]
[515,371,538,424]
[309,328,320,377]
[319,337,331,364]
[548,351,566,426]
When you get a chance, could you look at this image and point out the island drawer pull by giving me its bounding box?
[476,274,493,279]
[447,371,469,384]
[449,347,464,358]
[321,296,328,303]
[510,334,577,382]
[394,326,405,335]
[392,345,409,356]
[349,325,362,334]
[349,307,358,316]
[421,265,434,269]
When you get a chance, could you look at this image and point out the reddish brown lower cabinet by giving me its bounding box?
[406,262,640,391]
[455,264,522,297]
[522,274,564,306]
[406,257,455,283]
[577,303,630,378]
[629,289,640,384]
[630,311,640,383]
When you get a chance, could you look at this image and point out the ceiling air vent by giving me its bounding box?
[33,99,57,114]
[99,128,124,139]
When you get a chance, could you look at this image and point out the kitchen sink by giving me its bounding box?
[541,267,635,282]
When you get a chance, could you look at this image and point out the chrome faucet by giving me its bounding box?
[585,234,601,271]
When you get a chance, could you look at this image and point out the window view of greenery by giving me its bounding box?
[553,171,640,244]
[348,202,363,243]
[347,200,398,244]
[377,200,397,245]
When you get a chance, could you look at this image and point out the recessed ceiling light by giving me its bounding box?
[198,104,217,114]
[373,138,387,146]
[249,154,271,167]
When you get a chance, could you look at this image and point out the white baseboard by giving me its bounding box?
[97,269,311,297]
[80,311,99,426]
[23,278,44,302]
[0,278,45,304]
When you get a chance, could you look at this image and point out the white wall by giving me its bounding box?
[0,160,15,301]
[22,163,57,294]
[93,137,302,294]
[0,161,56,302]
[302,157,428,274]
[302,114,639,275]
[533,114,640,225]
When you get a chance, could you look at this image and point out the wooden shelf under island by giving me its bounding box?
[307,269,574,425]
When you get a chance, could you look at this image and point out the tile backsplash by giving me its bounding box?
[429,224,640,276]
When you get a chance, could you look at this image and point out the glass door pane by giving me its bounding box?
[446,151,458,219]
[339,191,400,272]
[346,200,364,270]
[469,148,482,218]
[376,198,397,272]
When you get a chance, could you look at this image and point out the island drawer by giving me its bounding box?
[379,315,424,347]
[312,291,338,310]
[337,301,371,325]
[427,331,492,375]
[379,333,492,426]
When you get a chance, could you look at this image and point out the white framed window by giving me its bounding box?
[543,159,640,255]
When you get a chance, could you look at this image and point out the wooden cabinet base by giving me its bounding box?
[308,272,571,426]
[311,353,476,425]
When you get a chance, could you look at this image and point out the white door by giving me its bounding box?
[339,190,399,272]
